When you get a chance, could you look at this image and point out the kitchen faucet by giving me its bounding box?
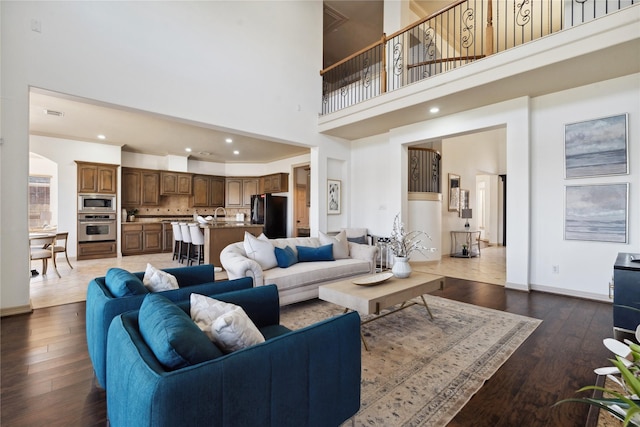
[214,207,227,221]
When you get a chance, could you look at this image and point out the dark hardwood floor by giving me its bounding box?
[1,278,612,426]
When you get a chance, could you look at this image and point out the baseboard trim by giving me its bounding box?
[505,282,529,292]
[530,284,612,303]
[1,303,33,317]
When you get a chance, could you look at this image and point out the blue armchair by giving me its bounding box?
[106,285,361,427]
[86,263,253,389]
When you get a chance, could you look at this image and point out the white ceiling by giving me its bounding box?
[29,89,310,164]
[29,1,387,165]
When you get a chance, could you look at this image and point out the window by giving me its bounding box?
[29,175,52,229]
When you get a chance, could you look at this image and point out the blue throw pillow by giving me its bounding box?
[138,293,223,370]
[105,268,148,297]
[296,244,335,262]
[274,246,298,268]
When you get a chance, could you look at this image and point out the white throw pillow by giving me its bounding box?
[190,293,265,353]
[243,232,277,270]
[191,293,236,341]
[319,230,349,259]
[212,306,265,353]
[142,263,179,292]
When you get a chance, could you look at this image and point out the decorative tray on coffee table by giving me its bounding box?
[352,272,394,286]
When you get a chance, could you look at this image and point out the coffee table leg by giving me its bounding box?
[420,295,434,319]
[360,331,370,352]
[344,308,371,351]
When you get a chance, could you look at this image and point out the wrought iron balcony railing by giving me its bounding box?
[320,0,636,115]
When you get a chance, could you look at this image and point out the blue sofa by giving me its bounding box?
[106,285,362,427]
[86,264,253,388]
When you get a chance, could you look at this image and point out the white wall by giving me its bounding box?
[530,73,640,301]
[1,1,332,312]
[350,97,530,290]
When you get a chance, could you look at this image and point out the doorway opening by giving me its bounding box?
[293,165,310,237]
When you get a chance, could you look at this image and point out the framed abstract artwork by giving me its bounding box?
[327,179,341,214]
[564,113,628,179]
[564,183,628,243]
[448,173,460,212]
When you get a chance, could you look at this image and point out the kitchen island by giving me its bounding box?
[201,223,264,268]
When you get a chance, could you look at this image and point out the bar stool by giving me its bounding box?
[179,223,192,264]
[171,222,183,261]
[188,223,205,265]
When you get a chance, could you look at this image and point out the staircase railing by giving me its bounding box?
[320,0,636,115]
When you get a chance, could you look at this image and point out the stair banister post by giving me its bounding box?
[381,33,387,94]
[485,0,494,55]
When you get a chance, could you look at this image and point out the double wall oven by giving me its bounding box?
[78,194,117,243]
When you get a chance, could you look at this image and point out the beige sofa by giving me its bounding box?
[220,234,377,305]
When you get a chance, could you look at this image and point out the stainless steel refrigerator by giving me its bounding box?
[250,194,287,238]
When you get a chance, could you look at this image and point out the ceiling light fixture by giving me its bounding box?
[233,150,239,155]
[225,138,233,143]
[185,148,192,152]
[430,107,440,114]
[97,134,106,140]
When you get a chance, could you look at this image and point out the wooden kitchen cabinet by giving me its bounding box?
[160,172,192,195]
[76,161,118,194]
[260,173,288,194]
[122,224,143,254]
[226,177,259,208]
[78,241,117,260]
[192,175,225,207]
[122,168,160,207]
[162,223,174,253]
[122,223,164,255]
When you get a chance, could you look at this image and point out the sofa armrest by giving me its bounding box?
[106,310,361,427]
[220,243,265,286]
[349,242,378,273]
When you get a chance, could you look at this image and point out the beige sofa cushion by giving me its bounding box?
[263,258,371,292]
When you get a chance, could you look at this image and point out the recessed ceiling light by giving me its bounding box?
[430,107,440,114]
[233,150,239,155]
[97,134,106,140]
[225,138,233,143]
[185,148,192,152]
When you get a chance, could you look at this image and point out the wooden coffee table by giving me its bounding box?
[318,272,445,350]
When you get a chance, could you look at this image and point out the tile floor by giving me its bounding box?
[29,246,505,309]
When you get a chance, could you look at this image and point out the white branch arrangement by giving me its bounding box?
[388,213,436,258]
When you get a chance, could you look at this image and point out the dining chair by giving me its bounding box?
[30,235,60,278]
[53,232,73,269]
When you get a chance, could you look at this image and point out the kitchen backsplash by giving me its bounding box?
[127,195,250,218]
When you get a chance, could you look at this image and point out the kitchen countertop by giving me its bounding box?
[122,218,260,229]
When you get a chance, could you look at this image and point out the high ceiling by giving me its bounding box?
[29,89,310,164]
[29,1,389,164]
[323,1,384,68]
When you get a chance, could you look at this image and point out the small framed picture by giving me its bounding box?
[328,179,341,215]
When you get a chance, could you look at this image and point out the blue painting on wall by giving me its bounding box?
[565,183,628,243]
[565,114,628,178]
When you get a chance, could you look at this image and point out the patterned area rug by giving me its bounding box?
[280,295,541,427]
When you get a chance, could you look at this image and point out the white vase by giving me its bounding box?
[392,256,412,279]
